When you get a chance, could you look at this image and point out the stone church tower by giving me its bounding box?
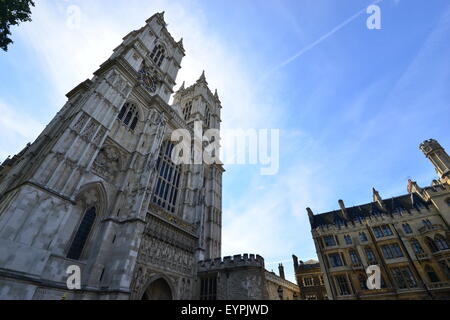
[0,12,223,300]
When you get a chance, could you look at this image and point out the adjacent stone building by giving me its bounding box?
[292,255,327,300]
[307,139,450,300]
[197,255,299,300]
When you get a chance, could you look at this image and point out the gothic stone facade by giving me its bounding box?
[307,139,450,300]
[0,12,223,300]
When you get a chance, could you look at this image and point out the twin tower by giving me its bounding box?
[0,12,223,300]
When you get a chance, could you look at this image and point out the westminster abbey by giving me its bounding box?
[0,12,224,300]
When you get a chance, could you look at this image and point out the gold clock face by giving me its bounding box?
[139,66,158,93]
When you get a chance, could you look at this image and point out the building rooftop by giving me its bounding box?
[310,192,430,229]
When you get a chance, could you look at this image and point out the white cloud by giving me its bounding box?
[0,100,44,161]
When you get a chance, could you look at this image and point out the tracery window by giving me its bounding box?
[67,207,96,260]
[152,141,182,214]
[118,102,139,130]
[149,44,165,67]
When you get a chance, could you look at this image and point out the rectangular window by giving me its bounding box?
[381,244,403,259]
[391,267,417,289]
[381,245,394,259]
[303,277,314,287]
[323,235,337,247]
[200,276,217,300]
[350,251,360,265]
[373,226,383,238]
[329,253,343,267]
[344,235,353,245]
[382,225,393,236]
[374,225,393,238]
[335,275,351,296]
[403,224,413,234]
[365,248,376,263]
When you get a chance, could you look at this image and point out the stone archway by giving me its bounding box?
[141,278,173,300]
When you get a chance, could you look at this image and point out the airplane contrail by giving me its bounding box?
[260,0,384,81]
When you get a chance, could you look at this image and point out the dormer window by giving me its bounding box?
[118,102,139,130]
[150,44,165,67]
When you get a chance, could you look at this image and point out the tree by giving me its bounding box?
[0,0,35,52]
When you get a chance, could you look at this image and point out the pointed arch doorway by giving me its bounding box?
[141,278,173,300]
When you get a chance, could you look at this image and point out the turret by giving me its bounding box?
[306,207,314,226]
[278,263,285,280]
[420,139,450,185]
[372,187,386,210]
[292,255,299,271]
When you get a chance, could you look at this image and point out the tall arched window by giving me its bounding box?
[150,44,165,67]
[435,234,449,251]
[183,101,192,121]
[67,207,96,260]
[118,102,139,130]
[152,141,182,214]
[205,105,211,127]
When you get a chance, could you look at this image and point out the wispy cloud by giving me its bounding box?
[0,100,44,160]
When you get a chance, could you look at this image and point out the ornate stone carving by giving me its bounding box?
[92,145,121,181]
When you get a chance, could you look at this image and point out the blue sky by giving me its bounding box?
[1,0,449,282]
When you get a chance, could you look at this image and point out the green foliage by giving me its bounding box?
[0,0,35,51]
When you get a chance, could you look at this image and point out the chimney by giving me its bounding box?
[278,263,285,279]
[338,199,349,220]
[292,255,299,271]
